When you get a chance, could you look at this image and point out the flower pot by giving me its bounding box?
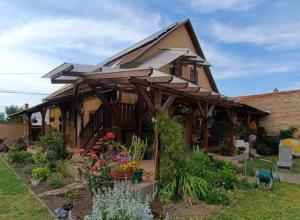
[110,170,134,181]
[31,179,41,186]
[132,169,143,184]
[220,148,231,156]
[143,151,153,160]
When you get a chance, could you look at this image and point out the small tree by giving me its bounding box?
[5,105,23,123]
[0,112,5,123]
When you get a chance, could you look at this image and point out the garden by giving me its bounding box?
[1,110,300,219]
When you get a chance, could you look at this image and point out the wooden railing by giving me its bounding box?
[114,102,137,129]
[79,105,111,148]
[79,102,137,149]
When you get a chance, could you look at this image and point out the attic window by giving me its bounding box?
[190,67,196,83]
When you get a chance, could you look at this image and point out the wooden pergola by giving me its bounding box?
[65,67,268,183]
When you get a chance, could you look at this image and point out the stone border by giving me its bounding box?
[0,155,57,219]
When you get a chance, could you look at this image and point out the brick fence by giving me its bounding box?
[236,89,300,135]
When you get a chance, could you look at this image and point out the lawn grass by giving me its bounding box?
[0,158,53,220]
[210,182,300,220]
[245,156,300,175]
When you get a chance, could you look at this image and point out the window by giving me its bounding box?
[190,67,197,83]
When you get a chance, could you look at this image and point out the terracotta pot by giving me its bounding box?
[110,170,134,181]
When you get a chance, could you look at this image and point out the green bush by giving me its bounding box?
[33,150,47,165]
[210,120,232,145]
[39,128,69,163]
[47,173,64,189]
[255,126,298,155]
[157,110,186,183]
[56,162,68,177]
[159,150,238,205]
[31,167,50,181]
[8,151,33,164]
[205,188,230,205]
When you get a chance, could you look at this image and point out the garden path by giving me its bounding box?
[278,172,300,184]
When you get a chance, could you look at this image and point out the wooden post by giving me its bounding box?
[154,89,162,182]
[26,113,32,141]
[72,84,79,147]
[41,109,46,135]
[197,102,209,152]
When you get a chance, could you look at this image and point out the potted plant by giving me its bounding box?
[128,135,147,183]
[31,167,49,186]
[110,151,134,180]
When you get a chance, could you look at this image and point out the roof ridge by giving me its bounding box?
[99,19,189,67]
[236,89,300,99]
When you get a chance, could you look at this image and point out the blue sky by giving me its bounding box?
[0,0,300,112]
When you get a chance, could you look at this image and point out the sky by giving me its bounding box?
[0,0,300,113]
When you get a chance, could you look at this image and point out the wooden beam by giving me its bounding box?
[197,102,206,118]
[133,84,155,116]
[84,68,152,80]
[87,83,113,113]
[162,95,176,112]
[157,82,189,89]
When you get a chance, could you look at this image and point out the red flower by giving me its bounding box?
[91,153,98,160]
[106,132,115,140]
[91,165,98,171]
[98,159,105,166]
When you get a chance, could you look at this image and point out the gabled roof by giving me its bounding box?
[100,18,219,92]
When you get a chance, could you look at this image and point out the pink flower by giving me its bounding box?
[91,153,98,160]
[91,165,98,171]
[106,132,115,140]
[98,159,105,166]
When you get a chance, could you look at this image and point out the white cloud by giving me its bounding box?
[188,0,265,12]
[210,20,300,49]
[0,2,164,110]
[202,43,300,79]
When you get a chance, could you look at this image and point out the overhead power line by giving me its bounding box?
[0,89,49,95]
[0,73,44,75]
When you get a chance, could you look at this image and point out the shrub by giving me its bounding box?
[8,151,33,164]
[255,127,278,155]
[84,181,153,220]
[33,150,47,165]
[205,188,230,206]
[47,173,64,189]
[255,126,298,155]
[56,161,68,177]
[31,167,50,181]
[39,128,69,163]
[157,110,186,183]
[22,164,38,175]
[210,120,232,145]
[159,150,239,205]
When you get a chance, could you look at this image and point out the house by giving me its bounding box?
[236,89,300,135]
[14,19,267,156]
